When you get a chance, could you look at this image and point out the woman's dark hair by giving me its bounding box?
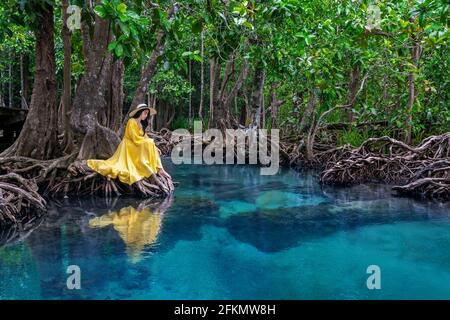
[132,109,149,135]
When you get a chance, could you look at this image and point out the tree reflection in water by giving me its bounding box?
[0,215,44,248]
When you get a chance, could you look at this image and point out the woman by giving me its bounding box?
[87,103,170,185]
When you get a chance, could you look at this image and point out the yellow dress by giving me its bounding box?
[87,118,163,185]
[89,206,162,263]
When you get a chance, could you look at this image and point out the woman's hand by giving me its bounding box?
[157,147,161,155]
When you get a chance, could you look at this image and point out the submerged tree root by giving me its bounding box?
[319,133,450,200]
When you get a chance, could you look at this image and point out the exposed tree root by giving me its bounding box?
[319,133,450,200]
[0,173,47,226]
[0,128,176,198]
[392,177,449,200]
[148,128,176,156]
[47,160,174,198]
[0,129,176,225]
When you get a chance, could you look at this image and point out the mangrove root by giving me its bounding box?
[0,173,47,226]
[319,133,450,200]
[47,160,175,198]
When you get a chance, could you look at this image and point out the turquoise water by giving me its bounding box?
[0,161,449,299]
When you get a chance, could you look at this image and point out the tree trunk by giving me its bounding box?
[166,103,175,128]
[198,30,204,120]
[20,54,30,109]
[210,57,249,131]
[249,63,265,128]
[61,0,73,153]
[130,37,163,110]
[98,59,124,132]
[208,57,215,127]
[347,65,360,123]
[1,3,58,159]
[70,12,119,160]
[261,91,265,128]
[240,86,250,126]
[269,82,283,129]
[406,35,420,144]
[299,88,317,134]
[1,69,6,108]
[128,3,178,115]
[109,60,124,132]
[8,51,13,108]
[0,71,5,108]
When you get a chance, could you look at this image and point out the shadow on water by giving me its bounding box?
[220,177,450,253]
[222,199,450,253]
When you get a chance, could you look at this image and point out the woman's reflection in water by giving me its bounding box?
[88,197,173,263]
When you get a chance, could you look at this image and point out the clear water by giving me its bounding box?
[0,161,449,300]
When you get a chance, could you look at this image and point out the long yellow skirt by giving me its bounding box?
[87,118,163,185]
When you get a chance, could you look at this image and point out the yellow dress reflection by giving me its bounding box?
[89,206,162,263]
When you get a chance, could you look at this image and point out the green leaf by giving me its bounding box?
[193,55,203,62]
[94,5,107,18]
[115,43,124,57]
[243,21,254,29]
[118,21,130,36]
[192,19,203,33]
[108,41,118,51]
[128,11,140,20]
[116,3,127,15]
[129,25,139,38]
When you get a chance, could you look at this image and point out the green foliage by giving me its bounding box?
[148,68,193,104]
[0,0,448,142]
[94,0,152,64]
[337,129,370,147]
[171,117,191,131]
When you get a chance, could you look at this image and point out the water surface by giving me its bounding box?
[1,161,449,299]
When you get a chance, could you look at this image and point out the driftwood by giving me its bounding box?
[319,133,450,200]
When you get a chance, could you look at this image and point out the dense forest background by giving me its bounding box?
[0,0,448,157]
[0,0,448,221]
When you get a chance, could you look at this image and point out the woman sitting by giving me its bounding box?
[87,104,170,185]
